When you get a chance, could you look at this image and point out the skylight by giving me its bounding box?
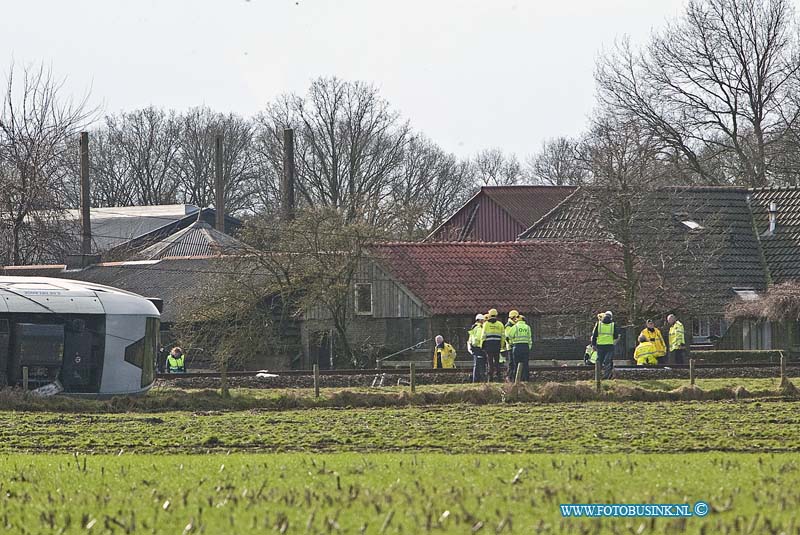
[681,220,704,230]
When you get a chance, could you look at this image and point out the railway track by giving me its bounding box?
[157,361,800,380]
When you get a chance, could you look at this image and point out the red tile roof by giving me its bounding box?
[371,241,628,316]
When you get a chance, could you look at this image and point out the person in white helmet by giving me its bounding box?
[467,313,486,382]
[591,310,620,379]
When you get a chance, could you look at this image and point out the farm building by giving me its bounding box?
[519,185,800,353]
[300,241,642,368]
[2,219,298,370]
[425,185,576,242]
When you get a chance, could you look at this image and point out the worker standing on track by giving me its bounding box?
[166,347,186,373]
[480,309,506,381]
[633,334,659,366]
[667,314,687,364]
[591,311,619,380]
[467,314,486,382]
[507,314,532,382]
[502,310,519,381]
[640,319,666,361]
[433,335,457,369]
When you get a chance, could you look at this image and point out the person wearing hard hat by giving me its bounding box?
[507,314,532,381]
[590,310,620,379]
[502,310,519,380]
[467,313,486,382]
[433,335,457,369]
[480,308,506,381]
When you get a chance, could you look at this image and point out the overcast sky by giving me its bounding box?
[1,0,686,158]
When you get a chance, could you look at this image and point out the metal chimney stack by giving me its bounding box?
[769,201,777,235]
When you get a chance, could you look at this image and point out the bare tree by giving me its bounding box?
[256,77,410,224]
[470,148,522,185]
[0,63,94,265]
[104,107,182,205]
[387,135,473,238]
[242,207,387,367]
[173,107,257,212]
[597,0,800,187]
[87,126,136,207]
[526,136,587,185]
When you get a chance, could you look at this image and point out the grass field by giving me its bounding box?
[1,398,800,454]
[3,380,800,533]
[1,453,798,534]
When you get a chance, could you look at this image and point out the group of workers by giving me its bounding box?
[434,308,687,383]
[585,312,687,379]
[432,308,532,383]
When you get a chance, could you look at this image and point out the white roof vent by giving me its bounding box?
[681,220,704,230]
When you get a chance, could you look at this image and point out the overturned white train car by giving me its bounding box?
[0,277,160,396]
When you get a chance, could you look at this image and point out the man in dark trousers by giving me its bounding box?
[480,308,506,381]
[591,311,620,380]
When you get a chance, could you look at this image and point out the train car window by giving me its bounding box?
[14,323,64,366]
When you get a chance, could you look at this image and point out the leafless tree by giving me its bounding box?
[173,107,257,212]
[526,136,587,185]
[0,63,94,265]
[470,148,522,185]
[255,77,410,224]
[104,107,182,205]
[597,0,800,187]
[87,126,136,207]
[387,135,473,238]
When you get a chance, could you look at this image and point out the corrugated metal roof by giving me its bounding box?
[133,220,249,260]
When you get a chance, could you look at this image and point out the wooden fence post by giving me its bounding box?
[689,358,695,386]
[595,360,601,393]
[313,364,320,399]
[515,362,523,385]
[22,367,28,391]
[780,351,787,386]
[410,362,416,394]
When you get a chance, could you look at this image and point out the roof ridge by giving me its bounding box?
[518,186,585,238]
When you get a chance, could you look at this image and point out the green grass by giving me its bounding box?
[1,452,797,534]
[1,399,800,454]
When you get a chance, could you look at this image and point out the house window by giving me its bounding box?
[692,317,710,338]
[354,283,373,315]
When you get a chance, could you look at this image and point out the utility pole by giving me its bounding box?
[215,134,224,231]
[79,132,92,257]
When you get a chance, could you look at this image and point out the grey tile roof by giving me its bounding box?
[520,186,769,310]
[750,188,800,282]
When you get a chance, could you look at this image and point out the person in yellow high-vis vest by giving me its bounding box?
[633,335,659,366]
[507,315,532,382]
[639,319,666,360]
[480,308,506,381]
[433,335,457,369]
[667,314,687,364]
[591,311,620,379]
[467,314,486,382]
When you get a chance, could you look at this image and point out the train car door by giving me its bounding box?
[61,319,97,393]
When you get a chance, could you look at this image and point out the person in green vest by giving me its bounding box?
[467,314,486,382]
[502,310,519,379]
[667,314,687,364]
[507,314,532,382]
[166,347,186,373]
[591,311,620,379]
